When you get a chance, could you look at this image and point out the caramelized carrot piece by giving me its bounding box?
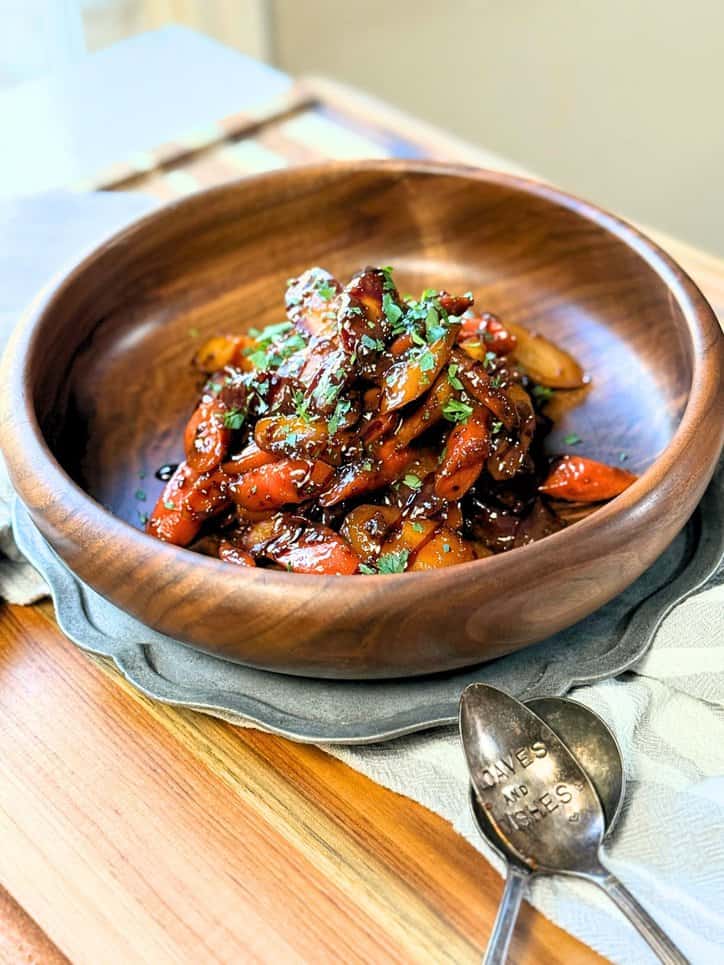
[394,372,454,447]
[409,529,475,570]
[458,313,517,355]
[230,459,333,512]
[379,518,438,561]
[218,542,257,567]
[318,446,413,507]
[254,414,329,458]
[380,322,460,412]
[273,527,361,575]
[184,398,232,472]
[435,407,490,500]
[194,334,255,373]
[222,441,279,474]
[340,505,401,562]
[540,455,637,502]
[506,322,585,388]
[146,462,201,546]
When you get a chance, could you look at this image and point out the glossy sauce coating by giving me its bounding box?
[146,267,636,574]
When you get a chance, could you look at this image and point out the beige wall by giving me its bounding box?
[272,0,724,256]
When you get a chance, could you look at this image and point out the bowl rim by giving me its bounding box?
[2,158,722,591]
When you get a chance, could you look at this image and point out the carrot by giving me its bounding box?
[540,455,637,502]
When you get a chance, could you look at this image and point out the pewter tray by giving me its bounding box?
[12,469,722,744]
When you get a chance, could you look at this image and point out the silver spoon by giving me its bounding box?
[460,683,688,965]
[475,695,624,964]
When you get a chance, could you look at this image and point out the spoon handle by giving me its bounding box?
[483,866,529,965]
[590,867,689,964]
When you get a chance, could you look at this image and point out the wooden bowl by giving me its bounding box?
[2,162,722,678]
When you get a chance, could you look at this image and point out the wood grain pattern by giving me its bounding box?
[0,601,604,964]
[1,162,722,678]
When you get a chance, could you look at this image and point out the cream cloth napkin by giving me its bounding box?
[1,192,722,964]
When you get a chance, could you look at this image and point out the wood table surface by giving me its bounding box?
[1,31,723,965]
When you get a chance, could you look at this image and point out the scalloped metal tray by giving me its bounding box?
[12,466,722,744]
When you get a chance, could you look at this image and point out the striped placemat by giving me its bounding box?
[74,77,521,201]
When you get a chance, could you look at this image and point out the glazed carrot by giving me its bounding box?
[540,455,637,502]
[273,527,361,575]
[339,504,401,562]
[193,334,255,373]
[230,459,334,512]
[409,529,475,570]
[435,406,491,500]
[184,398,232,472]
[146,462,202,546]
[222,441,279,474]
[318,446,413,506]
[380,321,460,412]
[218,541,257,567]
[458,313,517,355]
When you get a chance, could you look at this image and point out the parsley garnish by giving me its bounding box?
[224,408,245,430]
[359,549,410,575]
[532,384,554,403]
[327,399,351,435]
[443,543,451,553]
[424,306,447,343]
[292,390,311,422]
[134,489,146,501]
[248,320,293,345]
[417,348,436,373]
[564,432,582,446]
[490,375,502,388]
[442,398,474,423]
[360,333,385,352]
[412,521,425,533]
[619,452,629,462]
[285,432,298,447]
[377,550,409,573]
[382,292,403,327]
[188,327,199,337]
[317,282,335,301]
[483,351,497,371]
[403,473,422,490]
[447,363,464,391]
[491,420,503,435]
[163,500,176,510]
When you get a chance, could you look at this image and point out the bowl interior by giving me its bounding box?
[33,166,691,531]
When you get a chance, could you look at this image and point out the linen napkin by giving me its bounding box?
[1,192,722,964]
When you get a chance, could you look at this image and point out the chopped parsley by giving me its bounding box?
[359,549,410,575]
[482,351,497,371]
[327,398,352,435]
[443,543,451,554]
[417,348,437,373]
[619,452,629,462]
[223,408,245,430]
[447,363,464,391]
[402,473,422,490]
[137,511,149,524]
[491,420,503,435]
[532,384,554,403]
[292,390,311,422]
[248,320,293,345]
[188,327,199,337]
[360,333,385,352]
[382,292,403,327]
[412,521,425,533]
[563,432,582,446]
[163,500,176,510]
[442,398,474,423]
[424,306,447,343]
[285,432,298,447]
[134,489,146,501]
[490,375,502,388]
[317,282,336,301]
